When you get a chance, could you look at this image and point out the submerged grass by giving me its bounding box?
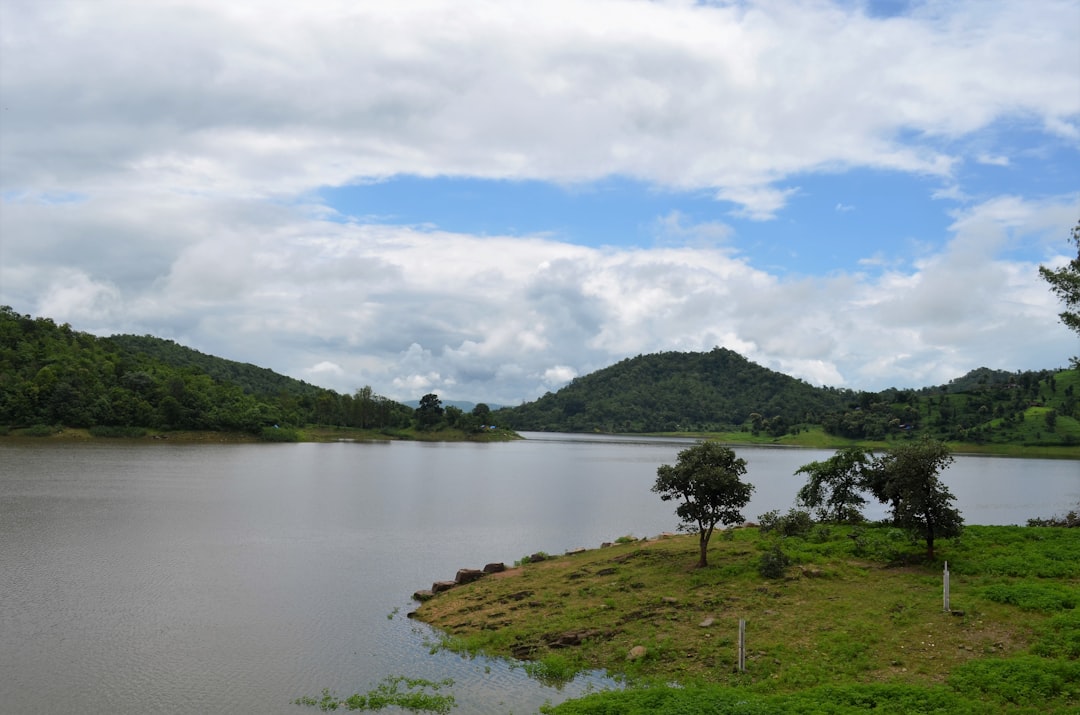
[413,524,1080,713]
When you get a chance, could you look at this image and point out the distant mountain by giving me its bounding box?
[494,348,851,434]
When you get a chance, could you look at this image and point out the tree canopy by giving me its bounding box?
[865,438,963,560]
[1039,220,1080,365]
[652,441,754,568]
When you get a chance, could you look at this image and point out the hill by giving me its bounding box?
[0,306,413,435]
[495,348,1080,448]
[495,348,851,434]
[103,334,325,399]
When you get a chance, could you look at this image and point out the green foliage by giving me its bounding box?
[541,683,987,714]
[758,543,791,579]
[795,447,872,522]
[259,426,300,442]
[495,347,850,434]
[0,306,413,435]
[758,508,814,538]
[981,583,1078,611]
[866,438,963,560]
[949,656,1080,706]
[294,676,455,713]
[653,441,753,567]
[1039,220,1080,357]
[1033,612,1080,659]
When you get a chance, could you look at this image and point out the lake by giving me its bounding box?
[1,435,1076,714]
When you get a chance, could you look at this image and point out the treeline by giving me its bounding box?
[495,347,1080,446]
[0,306,413,434]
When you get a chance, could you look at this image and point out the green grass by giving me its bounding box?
[415,524,1080,713]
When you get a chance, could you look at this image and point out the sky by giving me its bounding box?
[1,0,1078,407]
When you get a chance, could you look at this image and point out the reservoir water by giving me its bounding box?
[1,434,1077,713]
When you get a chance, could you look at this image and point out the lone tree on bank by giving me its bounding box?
[866,438,963,561]
[652,441,753,568]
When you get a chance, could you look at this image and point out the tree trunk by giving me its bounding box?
[697,525,714,568]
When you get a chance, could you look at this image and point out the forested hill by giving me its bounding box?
[495,347,1080,447]
[0,306,413,433]
[103,334,324,399]
[495,348,851,434]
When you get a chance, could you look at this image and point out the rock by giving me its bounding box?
[482,562,507,574]
[431,580,457,593]
[596,567,617,577]
[661,596,678,604]
[565,547,586,555]
[601,542,613,548]
[455,568,485,585]
[699,617,715,627]
[627,645,647,661]
[529,552,548,562]
[412,589,435,601]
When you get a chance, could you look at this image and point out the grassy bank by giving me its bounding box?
[414,524,1079,713]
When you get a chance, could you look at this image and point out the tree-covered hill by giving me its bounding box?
[103,333,324,399]
[495,348,1080,447]
[495,348,853,434]
[0,306,412,434]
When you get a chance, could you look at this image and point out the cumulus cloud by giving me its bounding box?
[1,0,1077,405]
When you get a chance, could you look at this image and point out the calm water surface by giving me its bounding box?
[1,435,1076,714]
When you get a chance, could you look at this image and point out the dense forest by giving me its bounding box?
[495,348,1080,447]
[0,306,416,435]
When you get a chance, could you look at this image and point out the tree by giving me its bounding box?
[652,441,754,568]
[1039,220,1080,365]
[866,438,963,560]
[795,447,872,522]
[415,393,444,430]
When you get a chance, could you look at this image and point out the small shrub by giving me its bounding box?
[758,508,814,537]
[949,656,1080,705]
[759,543,791,579]
[1033,612,1080,659]
[14,424,58,437]
[614,535,637,544]
[981,582,1078,611]
[259,426,299,442]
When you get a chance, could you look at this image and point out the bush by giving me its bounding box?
[949,656,1080,705]
[981,582,1078,611]
[758,508,814,537]
[759,543,791,579]
[259,426,299,442]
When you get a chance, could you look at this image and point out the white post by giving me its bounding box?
[737,618,746,672]
[943,561,950,612]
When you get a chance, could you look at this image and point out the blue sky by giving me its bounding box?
[2,0,1078,405]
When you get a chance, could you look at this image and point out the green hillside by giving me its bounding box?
[496,348,1079,449]
[0,306,413,435]
[496,348,851,434]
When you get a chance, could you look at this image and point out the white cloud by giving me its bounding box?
[1,0,1077,406]
[3,0,1077,215]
